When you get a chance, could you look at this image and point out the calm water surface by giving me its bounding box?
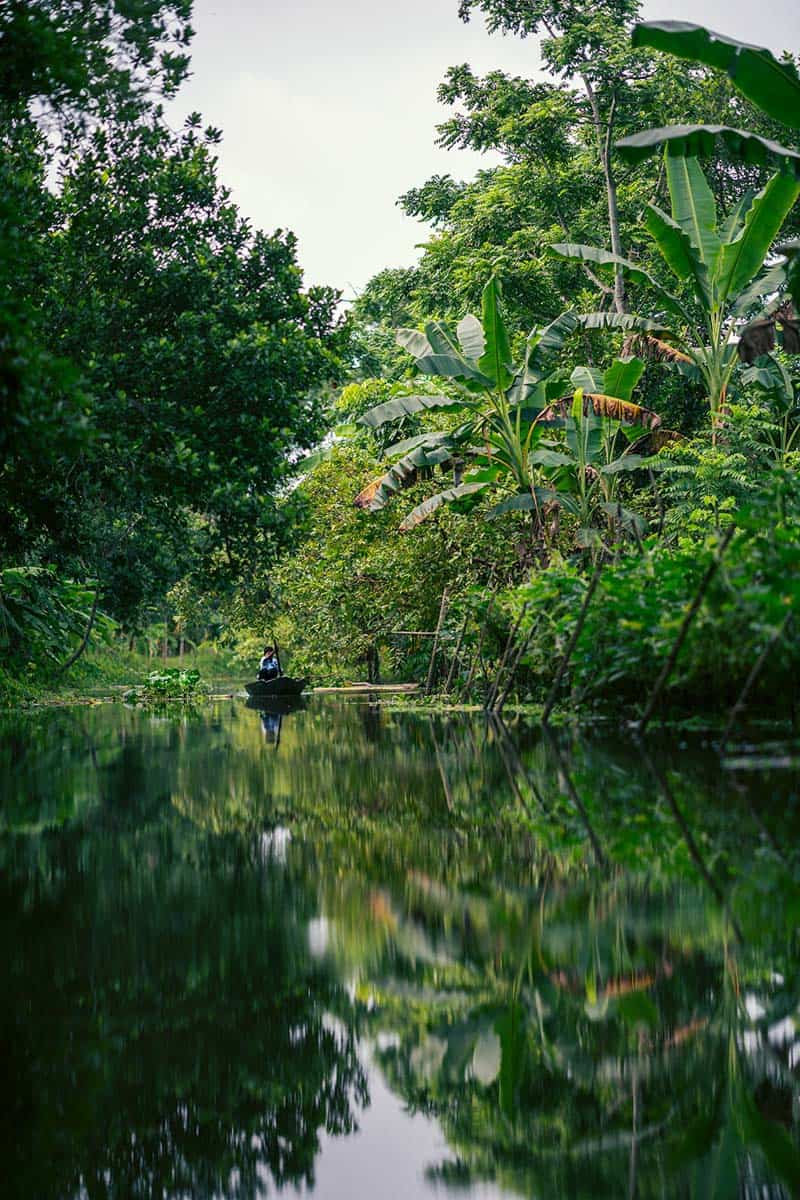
[2,696,799,1198]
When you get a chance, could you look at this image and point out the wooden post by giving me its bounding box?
[444,614,469,694]
[425,588,450,695]
[542,560,603,724]
[495,622,537,714]
[637,526,735,735]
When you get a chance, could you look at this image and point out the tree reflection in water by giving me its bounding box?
[0,698,798,1198]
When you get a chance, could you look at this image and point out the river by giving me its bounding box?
[1,695,798,1198]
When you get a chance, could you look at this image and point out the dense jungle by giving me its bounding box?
[3,1,800,1196]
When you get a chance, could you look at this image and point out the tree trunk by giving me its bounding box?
[583,78,626,314]
[58,588,100,677]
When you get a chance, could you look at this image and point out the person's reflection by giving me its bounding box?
[260,708,282,748]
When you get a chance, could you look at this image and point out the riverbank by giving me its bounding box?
[0,643,243,709]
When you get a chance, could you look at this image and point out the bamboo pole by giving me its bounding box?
[495,622,537,714]
[425,588,450,695]
[637,526,735,734]
[486,603,529,710]
[444,614,469,694]
[542,560,603,724]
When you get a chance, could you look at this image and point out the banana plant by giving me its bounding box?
[615,21,800,321]
[532,380,653,550]
[550,154,800,424]
[355,277,655,536]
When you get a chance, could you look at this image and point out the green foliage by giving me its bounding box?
[551,156,800,417]
[505,473,800,716]
[124,667,204,704]
[271,444,520,683]
[0,566,113,668]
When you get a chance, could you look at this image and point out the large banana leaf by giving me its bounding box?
[358,393,466,429]
[396,328,433,358]
[486,489,556,519]
[424,320,463,356]
[507,310,580,405]
[666,155,720,274]
[577,312,670,333]
[731,261,788,316]
[646,204,709,300]
[414,352,496,388]
[602,357,646,403]
[630,21,800,130]
[616,125,800,176]
[525,310,581,370]
[570,366,603,393]
[720,189,756,242]
[477,275,513,387]
[542,392,662,428]
[456,313,485,360]
[716,172,800,304]
[384,430,461,458]
[398,482,489,531]
[355,443,454,512]
[549,244,686,317]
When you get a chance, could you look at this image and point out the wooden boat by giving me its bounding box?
[244,676,308,700]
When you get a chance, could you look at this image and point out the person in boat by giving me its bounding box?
[258,645,281,682]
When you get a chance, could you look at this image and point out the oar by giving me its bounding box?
[272,633,284,677]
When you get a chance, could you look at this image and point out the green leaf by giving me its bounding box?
[398,482,489,530]
[358,393,465,429]
[646,205,700,281]
[414,352,496,388]
[487,489,555,519]
[529,448,574,468]
[716,172,800,304]
[424,320,461,356]
[731,260,788,315]
[616,125,800,176]
[396,328,433,358]
[525,309,581,371]
[549,244,686,317]
[478,275,513,387]
[570,365,603,392]
[577,311,670,334]
[385,431,459,457]
[602,357,646,403]
[631,21,800,130]
[720,188,756,242]
[666,155,720,275]
[456,313,485,360]
[600,457,649,474]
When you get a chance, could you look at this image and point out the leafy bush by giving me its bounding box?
[124,668,204,704]
[501,473,800,719]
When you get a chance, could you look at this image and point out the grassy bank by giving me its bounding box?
[0,642,243,708]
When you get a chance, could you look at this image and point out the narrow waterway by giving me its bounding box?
[2,696,798,1198]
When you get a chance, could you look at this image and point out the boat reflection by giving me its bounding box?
[245,694,308,749]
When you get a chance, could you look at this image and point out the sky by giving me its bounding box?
[169,0,800,300]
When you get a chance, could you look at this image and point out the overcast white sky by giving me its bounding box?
[169,0,800,299]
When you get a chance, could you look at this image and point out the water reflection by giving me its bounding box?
[0,698,798,1198]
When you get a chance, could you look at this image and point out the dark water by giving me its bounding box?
[1,696,799,1199]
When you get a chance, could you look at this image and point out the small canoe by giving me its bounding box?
[244,676,308,699]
